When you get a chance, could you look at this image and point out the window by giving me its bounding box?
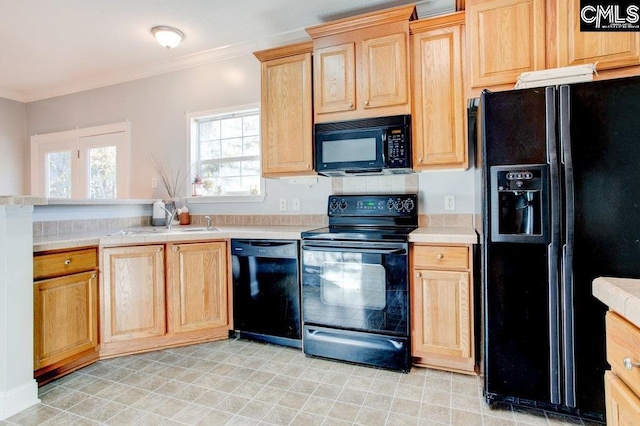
[31,122,130,199]
[188,105,263,200]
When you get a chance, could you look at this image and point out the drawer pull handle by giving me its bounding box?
[437,253,444,260]
[623,357,640,370]
[64,259,71,265]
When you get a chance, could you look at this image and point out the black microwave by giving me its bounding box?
[314,115,412,177]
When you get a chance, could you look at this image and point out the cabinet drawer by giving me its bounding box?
[34,247,98,280]
[607,312,640,397]
[413,245,469,270]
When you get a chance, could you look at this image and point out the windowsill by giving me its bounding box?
[185,194,266,204]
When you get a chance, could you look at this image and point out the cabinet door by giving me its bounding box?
[101,245,165,343]
[261,51,314,176]
[315,42,356,114]
[362,33,409,109]
[605,371,640,426]
[412,269,471,359]
[412,19,466,169]
[34,271,98,370]
[167,242,229,334]
[556,1,640,70]
[467,0,545,88]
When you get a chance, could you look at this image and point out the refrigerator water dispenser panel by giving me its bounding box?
[490,164,549,243]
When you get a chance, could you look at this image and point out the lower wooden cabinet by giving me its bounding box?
[34,247,99,384]
[606,370,640,425]
[605,311,640,424]
[101,245,166,348]
[100,241,231,357]
[167,241,229,334]
[410,244,475,373]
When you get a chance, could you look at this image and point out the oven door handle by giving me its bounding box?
[302,244,407,255]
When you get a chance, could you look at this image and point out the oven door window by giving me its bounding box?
[321,261,386,310]
[301,244,408,335]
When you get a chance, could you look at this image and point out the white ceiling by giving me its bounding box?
[0,0,455,103]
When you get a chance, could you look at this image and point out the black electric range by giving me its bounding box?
[300,194,418,372]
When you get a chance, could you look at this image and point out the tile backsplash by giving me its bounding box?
[331,174,418,195]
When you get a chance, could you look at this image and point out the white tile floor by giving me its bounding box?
[3,338,602,425]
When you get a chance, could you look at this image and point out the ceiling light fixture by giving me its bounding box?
[151,26,184,49]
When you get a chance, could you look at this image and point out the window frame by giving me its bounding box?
[30,121,131,199]
[186,104,265,204]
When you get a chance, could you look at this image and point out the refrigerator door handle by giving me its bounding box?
[559,84,577,408]
[546,86,562,405]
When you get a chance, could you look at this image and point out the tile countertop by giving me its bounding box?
[593,277,640,329]
[33,225,478,252]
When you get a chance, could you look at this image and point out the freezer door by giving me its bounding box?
[481,87,562,406]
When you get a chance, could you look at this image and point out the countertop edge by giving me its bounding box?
[34,226,479,252]
[593,276,640,329]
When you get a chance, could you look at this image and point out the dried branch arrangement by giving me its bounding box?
[149,153,190,199]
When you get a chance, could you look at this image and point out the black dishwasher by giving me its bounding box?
[231,239,301,348]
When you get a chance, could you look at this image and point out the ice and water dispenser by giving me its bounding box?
[490,164,549,243]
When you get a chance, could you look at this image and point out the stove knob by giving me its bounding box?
[394,200,403,211]
[403,199,415,212]
[387,198,395,210]
[339,200,348,211]
[329,200,339,212]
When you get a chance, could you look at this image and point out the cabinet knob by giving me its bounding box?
[623,357,640,370]
[173,246,180,252]
[307,164,311,169]
[91,273,97,279]
[437,253,444,260]
[364,100,369,106]
[416,272,422,278]
[64,259,71,265]
[157,247,163,252]
[349,103,354,108]
[418,158,423,164]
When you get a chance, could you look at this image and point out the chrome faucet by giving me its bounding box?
[205,216,212,230]
[160,205,178,230]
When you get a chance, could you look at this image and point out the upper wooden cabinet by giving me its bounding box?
[466,0,546,90]
[315,42,356,114]
[307,4,416,123]
[553,0,640,71]
[254,42,314,177]
[410,12,467,170]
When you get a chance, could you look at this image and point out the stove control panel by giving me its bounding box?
[328,194,417,216]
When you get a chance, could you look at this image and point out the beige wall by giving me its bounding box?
[24,54,332,214]
[0,97,27,194]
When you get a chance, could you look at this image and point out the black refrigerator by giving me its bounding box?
[480,75,640,422]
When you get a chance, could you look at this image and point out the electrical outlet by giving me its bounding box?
[444,195,455,211]
[292,198,300,211]
[279,199,287,211]
[151,177,157,189]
